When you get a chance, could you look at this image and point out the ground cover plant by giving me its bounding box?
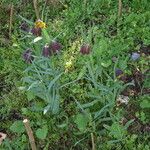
[0,0,150,149]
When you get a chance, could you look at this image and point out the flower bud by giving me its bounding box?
[42,45,51,57]
[22,49,34,63]
[49,40,62,53]
[31,27,42,36]
[80,44,91,55]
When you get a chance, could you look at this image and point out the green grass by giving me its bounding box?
[0,0,150,149]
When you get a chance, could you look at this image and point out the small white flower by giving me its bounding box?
[117,95,129,105]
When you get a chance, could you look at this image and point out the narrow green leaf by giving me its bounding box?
[18,15,34,25]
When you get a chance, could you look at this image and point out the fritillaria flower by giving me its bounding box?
[80,44,91,55]
[30,20,46,36]
[42,45,51,57]
[31,27,42,36]
[22,49,34,63]
[49,40,62,53]
[131,52,140,61]
[115,69,123,77]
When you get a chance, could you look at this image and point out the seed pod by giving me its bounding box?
[20,22,30,32]
[22,49,34,63]
[31,27,42,36]
[42,45,51,57]
[49,40,62,53]
[131,52,140,61]
[80,44,91,55]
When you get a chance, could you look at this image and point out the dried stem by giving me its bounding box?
[9,3,13,38]
[33,0,40,20]
[23,119,37,150]
[118,0,122,18]
[91,133,96,150]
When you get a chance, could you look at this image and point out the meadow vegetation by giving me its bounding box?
[0,0,150,149]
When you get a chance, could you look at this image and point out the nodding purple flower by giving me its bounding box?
[42,45,51,57]
[20,22,30,32]
[131,52,140,61]
[80,44,91,55]
[115,69,123,77]
[49,40,62,53]
[31,27,42,36]
[23,49,34,63]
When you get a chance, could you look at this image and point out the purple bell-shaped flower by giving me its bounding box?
[31,27,42,36]
[42,45,51,57]
[80,44,91,55]
[131,52,140,61]
[115,68,123,77]
[49,40,62,54]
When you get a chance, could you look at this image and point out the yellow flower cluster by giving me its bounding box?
[65,56,74,72]
[35,19,46,28]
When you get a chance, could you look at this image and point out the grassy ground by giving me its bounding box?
[0,0,150,149]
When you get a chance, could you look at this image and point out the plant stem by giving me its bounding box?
[9,3,13,38]
[23,119,37,150]
[33,0,40,19]
[118,0,122,18]
[91,132,96,150]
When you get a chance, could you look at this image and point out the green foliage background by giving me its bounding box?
[0,0,150,149]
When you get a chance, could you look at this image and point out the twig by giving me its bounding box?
[91,133,96,150]
[9,3,13,38]
[118,0,122,18]
[33,0,40,20]
[23,119,37,150]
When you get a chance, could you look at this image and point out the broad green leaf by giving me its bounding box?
[74,113,89,132]
[36,126,48,140]
[140,99,150,109]
[10,121,25,133]
[26,91,35,101]
[106,122,126,139]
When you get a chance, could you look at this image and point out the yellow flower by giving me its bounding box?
[65,56,74,72]
[35,19,46,28]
